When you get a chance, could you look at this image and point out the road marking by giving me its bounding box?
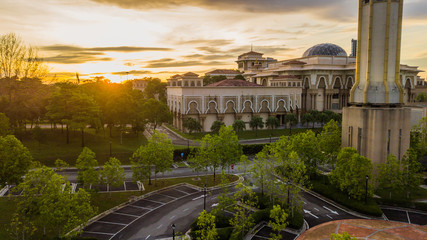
[96,221,127,226]
[192,195,205,201]
[212,203,218,207]
[313,208,319,211]
[174,188,191,195]
[113,212,140,218]
[183,208,189,212]
[145,235,151,240]
[143,199,166,205]
[323,206,339,215]
[326,214,333,219]
[84,231,114,236]
[157,224,163,229]
[157,193,177,200]
[304,209,319,219]
[406,211,411,224]
[303,201,306,204]
[170,215,176,220]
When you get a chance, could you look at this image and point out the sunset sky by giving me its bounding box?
[1,0,426,83]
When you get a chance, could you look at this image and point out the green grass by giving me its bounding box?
[0,174,238,240]
[166,124,321,141]
[20,127,147,166]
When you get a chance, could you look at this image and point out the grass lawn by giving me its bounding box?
[20,127,147,166]
[0,174,238,240]
[166,124,322,140]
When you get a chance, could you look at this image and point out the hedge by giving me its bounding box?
[217,227,234,240]
[311,178,383,217]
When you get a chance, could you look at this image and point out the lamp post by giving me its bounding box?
[365,175,369,204]
[204,184,207,211]
[269,133,272,143]
[109,141,112,157]
[171,224,175,240]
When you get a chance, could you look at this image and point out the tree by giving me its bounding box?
[143,98,171,130]
[195,210,217,240]
[301,113,313,128]
[68,91,101,147]
[309,110,321,128]
[284,113,298,135]
[0,112,11,136]
[251,150,273,196]
[229,183,258,239]
[411,117,427,160]
[183,117,202,134]
[330,232,357,240]
[318,120,341,164]
[203,75,227,86]
[415,92,426,102]
[401,148,423,199]
[0,33,48,79]
[75,147,99,189]
[54,159,69,172]
[11,166,96,238]
[330,148,374,200]
[235,74,245,80]
[287,130,321,175]
[100,157,125,194]
[215,126,242,171]
[131,130,173,185]
[269,205,288,240]
[266,116,280,130]
[210,120,225,133]
[232,119,246,133]
[32,125,45,149]
[376,154,403,199]
[0,135,32,187]
[142,77,167,102]
[249,116,264,136]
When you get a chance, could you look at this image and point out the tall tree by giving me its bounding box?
[0,112,11,136]
[309,110,320,128]
[401,148,424,199]
[318,119,341,164]
[249,116,264,136]
[0,33,48,79]
[284,113,298,135]
[183,117,202,134]
[301,113,313,128]
[330,148,374,200]
[75,147,99,189]
[143,98,171,130]
[210,120,225,133]
[232,119,246,133]
[131,131,173,185]
[376,154,403,199]
[288,130,321,175]
[100,157,125,194]
[0,135,32,187]
[269,205,288,240]
[195,210,217,240]
[266,116,280,130]
[215,126,242,171]
[229,183,258,239]
[142,77,167,102]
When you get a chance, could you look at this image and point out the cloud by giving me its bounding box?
[44,55,113,64]
[41,44,172,53]
[111,70,153,75]
[176,39,234,46]
[144,58,228,68]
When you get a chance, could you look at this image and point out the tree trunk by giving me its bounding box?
[120,129,123,145]
[66,125,69,144]
[148,176,151,185]
[109,125,112,137]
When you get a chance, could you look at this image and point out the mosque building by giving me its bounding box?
[166,41,425,133]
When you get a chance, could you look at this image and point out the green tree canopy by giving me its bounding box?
[266,116,280,130]
[143,98,172,130]
[301,113,313,128]
[101,157,125,193]
[330,148,374,200]
[249,116,264,136]
[232,119,246,133]
[376,154,404,199]
[0,135,32,186]
[183,117,202,134]
[142,77,167,102]
[195,210,217,240]
[318,119,342,164]
[203,75,227,86]
[284,113,298,134]
[0,112,11,136]
[75,147,99,188]
[210,120,225,133]
[269,205,288,240]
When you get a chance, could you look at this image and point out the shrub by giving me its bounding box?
[215,214,232,228]
[252,208,272,224]
[288,211,304,229]
[242,144,266,155]
[217,227,233,240]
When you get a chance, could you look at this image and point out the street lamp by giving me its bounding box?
[171,224,175,240]
[365,175,369,204]
[109,140,112,157]
[204,184,207,211]
[269,133,272,143]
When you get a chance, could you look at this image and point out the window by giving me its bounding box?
[398,129,402,160]
[387,129,391,156]
[357,127,362,154]
[348,126,353,147]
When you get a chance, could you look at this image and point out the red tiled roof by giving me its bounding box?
[207,79,262,87]
[206,69,241,75]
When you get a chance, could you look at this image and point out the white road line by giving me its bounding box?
[183,208,189,212]
[303,201,306,204]
[145,234,151,239]
[313,208,319,211]
[157,193,177,199]
[157,224,163,229]
[143,198,167,205]
[96,221,127,226]
[170,215,176,220]
[174,188,191,195]
[84,231,114,236]
[323,206,339,215]
[192,195,205,201]
[326,214,333,219]
[304,209,319,219]
[406,211,411,224]
[113,212,140,218]
[130,205,155,210]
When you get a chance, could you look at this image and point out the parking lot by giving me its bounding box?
[381,207,427,225]
[80,184,200,240]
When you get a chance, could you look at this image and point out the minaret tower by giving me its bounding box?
[342,0,411,164]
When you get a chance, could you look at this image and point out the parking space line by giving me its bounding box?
[96,221,127,226]
[84,231,114,236]
[157,224,163,229]
[183,208,189,212]
[173,188,191,195]
[145,234,151,239]
[143,198,167,205]
[406,211,411,224]
[157,193,177,199]
[170,215,176,220]
[113,212,140,218]
[131,205,156,210]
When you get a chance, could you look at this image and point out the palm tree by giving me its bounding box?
[284,113,298,135]
[249,116,264,137]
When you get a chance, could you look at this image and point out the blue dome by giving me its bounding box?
[303,43,348,57]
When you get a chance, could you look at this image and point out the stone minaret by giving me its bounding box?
[342,0,411,164]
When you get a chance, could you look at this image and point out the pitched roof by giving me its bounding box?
[183,72,199,77]
[206,69,241,75]
[238,51,263,57]
[207,79,262,87]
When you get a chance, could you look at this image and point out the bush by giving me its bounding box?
[215,214,232,228]
[252,208,272,224]
[311,177,383,217]
[217,227,233,240]
[288,211,304,229]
